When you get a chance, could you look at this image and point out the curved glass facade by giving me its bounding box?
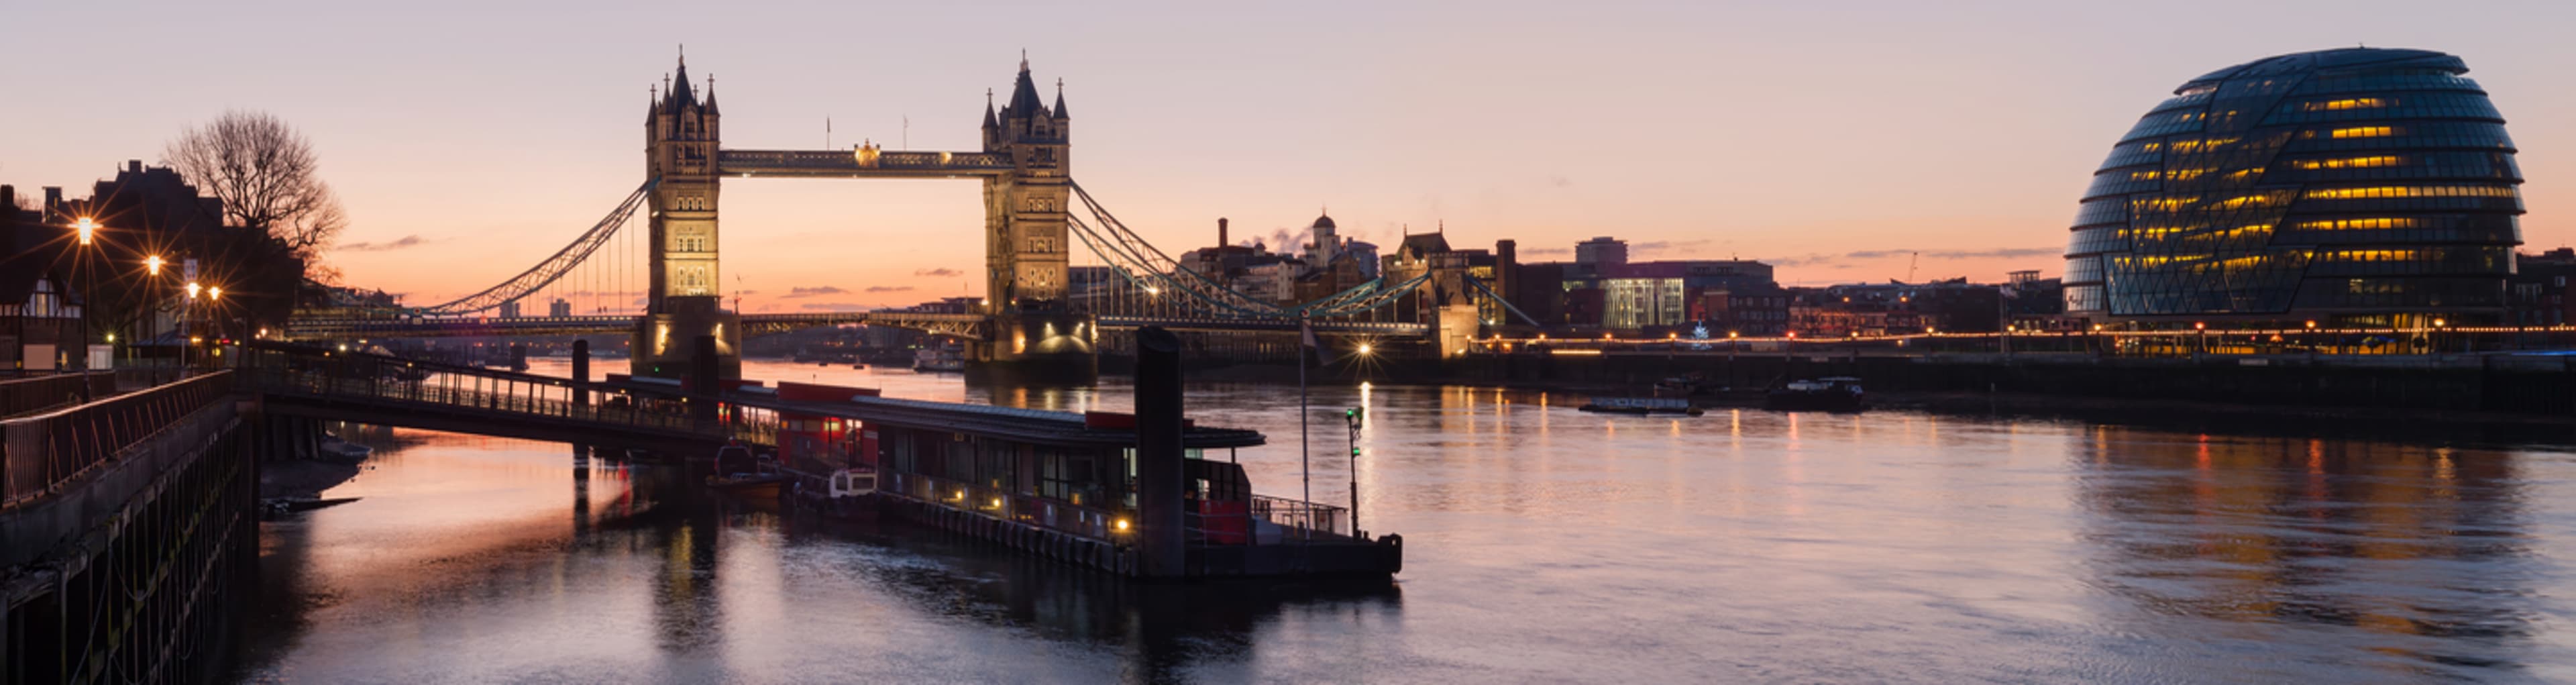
[2062,48,2524,327]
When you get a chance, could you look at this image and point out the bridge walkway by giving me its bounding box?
[235,344,736,453]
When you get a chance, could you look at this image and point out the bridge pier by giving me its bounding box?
[632,299,741,380]
[969,311,1098,384]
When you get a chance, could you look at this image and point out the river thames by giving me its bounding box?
[229,358,2576,683]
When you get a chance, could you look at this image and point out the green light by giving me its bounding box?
[1350,448,1360,456]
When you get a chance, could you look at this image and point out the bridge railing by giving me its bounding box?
[233,343,726,439]
[3,372,234,511]
[0,372,117,419]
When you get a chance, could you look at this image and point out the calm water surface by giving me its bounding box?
[232,358,2576,683]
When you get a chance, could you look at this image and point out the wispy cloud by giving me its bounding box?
[338,235,431,252]
[782,286,848,298]
[798,302,873,312]
[1766,247,2060,268]
[1762,253,1837,267]
[914,268,962,277]
[1846,247,2060,260]
[865,285,914,293]
[1631,239,1713,253]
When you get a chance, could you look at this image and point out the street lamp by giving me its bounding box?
[74,217,95,246]
[1344,407,1365,537]
[144,254,164,276]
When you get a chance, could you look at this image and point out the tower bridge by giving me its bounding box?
[288,54,1520,378]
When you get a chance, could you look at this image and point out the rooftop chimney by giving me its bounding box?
[1218,217,1229,248]
[43,187,62,213]
[127,160,142,174]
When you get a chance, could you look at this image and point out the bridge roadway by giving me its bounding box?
[285,312,1428,340]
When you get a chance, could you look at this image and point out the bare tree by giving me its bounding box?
[163,110,348,269]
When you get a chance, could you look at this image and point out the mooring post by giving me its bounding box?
[572,339,591,409]
[1134,326,1187,578]
[691,334,720,429]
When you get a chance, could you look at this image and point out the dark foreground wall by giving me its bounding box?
[0,399,260,684]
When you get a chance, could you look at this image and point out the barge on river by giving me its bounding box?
[735,381,1402,580]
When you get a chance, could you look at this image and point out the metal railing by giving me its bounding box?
[0,372,116,419]
[2,372,233,510]
[1188,494,1352,545]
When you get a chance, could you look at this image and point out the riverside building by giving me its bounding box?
[2062,48,2524,329]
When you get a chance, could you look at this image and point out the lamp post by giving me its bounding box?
[144,255,165,379]
[184,281,202,372]
[1344,407,1364,538]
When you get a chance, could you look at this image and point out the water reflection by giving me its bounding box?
[237,429,1399,683]
[235,358,2576,682]
[2074,429,2539,681]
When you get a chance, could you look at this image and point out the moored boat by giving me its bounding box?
[738,371,1403,578]
[1654,372,1715,397]
[706,443,788,498]
[912,345,965,372]
[1579,397,1703,416]
[318,434,374,462]
[1764,376,1868,412]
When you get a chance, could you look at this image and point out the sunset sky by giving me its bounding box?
[7,1,2573,313]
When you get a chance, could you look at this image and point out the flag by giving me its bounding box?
[1301,317,1333,365]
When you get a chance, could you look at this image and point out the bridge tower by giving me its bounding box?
[637,54,742,379]
[976,56,1095,380]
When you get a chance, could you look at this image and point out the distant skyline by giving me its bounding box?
[6,1,2572,311]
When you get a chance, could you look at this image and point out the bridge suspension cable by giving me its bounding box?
[407,179,659,317]
[1064,180,1442,325]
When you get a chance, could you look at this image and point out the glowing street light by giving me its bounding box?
[1356,343,1374,356]
[74,217,95,246]
[208,286,222,301]
[144,254,164,276]
[186,282,202,300]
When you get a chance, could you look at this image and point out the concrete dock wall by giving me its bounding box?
[0,397,260,684]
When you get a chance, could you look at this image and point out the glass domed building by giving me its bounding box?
[2062,48,2524,328]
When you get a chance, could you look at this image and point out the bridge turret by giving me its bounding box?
[971,54,1087,380]
[637,52,740,381]
[978,55,1071,315]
